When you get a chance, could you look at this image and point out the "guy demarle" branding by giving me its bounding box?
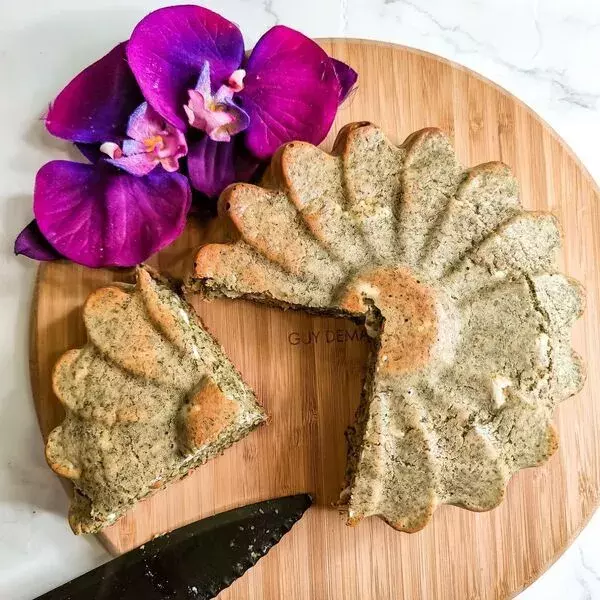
[288,328,369,345]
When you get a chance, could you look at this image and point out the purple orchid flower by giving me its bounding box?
[16,42,191,267]
[100,102,188,176]
[127,5,357,197]
[16,6,357,268]
[15,220,62,261]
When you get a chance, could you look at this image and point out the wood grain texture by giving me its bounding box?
[30,41,600,600]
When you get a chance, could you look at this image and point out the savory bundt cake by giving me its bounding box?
[46,267,266,533]
[186,123,585,532]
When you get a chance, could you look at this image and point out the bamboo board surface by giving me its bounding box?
[30,40,600,600]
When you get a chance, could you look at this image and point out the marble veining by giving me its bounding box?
[381,0,599,111]
[261,0,280,25]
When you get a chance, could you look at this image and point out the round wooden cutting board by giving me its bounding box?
[30,40,600,600]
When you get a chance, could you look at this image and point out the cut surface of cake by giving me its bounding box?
[186,123,585,532]
[46,266,266,534]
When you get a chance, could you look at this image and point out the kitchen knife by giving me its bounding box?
[35,494,312,600]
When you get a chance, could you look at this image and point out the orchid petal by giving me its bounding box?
[107,153,158,176]
[194,62,213,98]
[34,161,191,267]
[127,5,244,130]
[187,136,261,198]
[125,102,164,141]
[331,58,358,103]
[213,84,235,105]
[214,98,250,140]
[46,42,143,143]
[14,219,61,261]
[186,90,249,142]
[239,26,339,159]
[160,157,181,173]
[157,128,187,160]
[122,138,147,156]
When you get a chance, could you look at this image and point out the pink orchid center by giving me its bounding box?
[143,135,165,154]
[185,64,250,142]
[99,103,187,176]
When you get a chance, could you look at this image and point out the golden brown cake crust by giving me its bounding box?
[186,123,585,532]
[181,377,242,451]
[46,266,266,534]
[338,267,437,376]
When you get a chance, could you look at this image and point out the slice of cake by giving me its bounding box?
[186,123,585,532]
[46,266,266,534]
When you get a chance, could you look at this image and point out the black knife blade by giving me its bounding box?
[35,494,312,600]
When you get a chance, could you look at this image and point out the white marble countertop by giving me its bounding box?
[1,1,599,598]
